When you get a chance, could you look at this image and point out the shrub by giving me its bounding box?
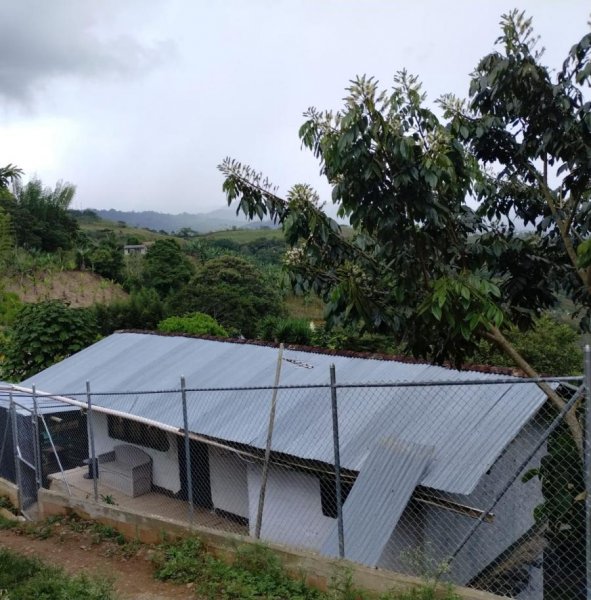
[258,316,312,345]
[157,312,228,337]
[93,288,164,335]
[1,300,98,381]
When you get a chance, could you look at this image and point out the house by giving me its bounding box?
[123,244,147,256]
[16,332,555,598]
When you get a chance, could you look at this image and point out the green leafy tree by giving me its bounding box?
[220,14,591,593]
[166,255,284,337]
[219,12,590,454]
[89,234,124,281]
[0,206,14,268]
[0,163,23,189]
[157,312,228,337]
[0,178,79,251]
[0,164,21,269]
[472,314,583,375]
[1,300,98,380]
[93,288,164,336]
[0,290,21,327]
[143,239,194,297]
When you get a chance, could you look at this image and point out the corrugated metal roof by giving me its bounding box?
[19,332,547,495]
[321,438,434,565]
[0,383,77,415]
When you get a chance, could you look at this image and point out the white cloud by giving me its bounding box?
[0,0,588,213]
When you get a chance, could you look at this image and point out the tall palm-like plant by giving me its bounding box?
[0,164,23,189]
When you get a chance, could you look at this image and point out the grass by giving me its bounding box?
[153,536,460,600]
[284,293,326,323]
[4,270,128,308]
[0,514,460,600]
[0,495,19,516]
[153,537,326,599]
[0,547,116,599]
[202,228,284,243]
[0,514,134,555]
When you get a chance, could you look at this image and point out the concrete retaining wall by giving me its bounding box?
[37,487,504,600]
[0,476,19,509]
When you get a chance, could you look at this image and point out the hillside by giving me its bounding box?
[4,271,128,308]
[92,207,277,234]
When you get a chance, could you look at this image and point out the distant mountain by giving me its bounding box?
[92,207,277,234]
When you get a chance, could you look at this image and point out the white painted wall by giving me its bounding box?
[246,463,335,550]
[208,447,249,519]
[92,412,181,494]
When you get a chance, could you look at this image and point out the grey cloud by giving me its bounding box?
[0,1,173,102]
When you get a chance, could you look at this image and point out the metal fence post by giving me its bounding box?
[86,381,99,503]
[330,364,345,559]
[584,345,591,600]
[181,376,194,525]
[9,393,22,513]
[31,385,42,490]
[255,343,284,539]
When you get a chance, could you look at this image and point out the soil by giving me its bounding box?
[5,270,128,307]
[0,524,196,599]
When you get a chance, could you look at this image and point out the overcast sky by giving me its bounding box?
[0,1,589,214]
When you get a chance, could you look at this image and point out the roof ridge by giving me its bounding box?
[116,329,526,378]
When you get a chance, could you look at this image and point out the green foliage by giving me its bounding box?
[152,536,460,600]
[258,315,313,344]
[521,421,586,597]
[93,288,164,335]
[0,547,115,599]
[88,234,124,281]
[0,289,22,326]
[311,325,400,354]
[143,238,194,297]
[0,205,14,266]
[1,300,98,380]
[166,255,284,337]
[1,178,80,252]
[153,537,324,599]
[0,163,23,189]
[0,494,18,515]
[472,314,583,375]
[219,14,591,373]
[158,312,228,337]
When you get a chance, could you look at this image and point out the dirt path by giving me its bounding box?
[0,526,195,599]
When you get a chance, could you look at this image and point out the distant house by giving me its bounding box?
[123,244,147,256]
[17,333,554,598]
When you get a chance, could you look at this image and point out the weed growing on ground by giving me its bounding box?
[0,514,18,530]
[90,523,126,546]
[153,537,324,599]
[0,547,115,599]
[0,495,19,515]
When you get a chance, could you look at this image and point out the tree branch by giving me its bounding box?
[485,325,583,457]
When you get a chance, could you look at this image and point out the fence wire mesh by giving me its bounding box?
[0,368,588,600]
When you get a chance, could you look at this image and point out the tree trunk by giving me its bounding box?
[485,326,583,457]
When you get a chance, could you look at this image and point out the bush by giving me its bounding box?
[0,289,22,326]
[166,255,284,338]
[258,316,313,345]
[143,239,194,297]
[470,313,583,375]
[157,312,228,337]
[93,289,164,335]
[1,300,98,381]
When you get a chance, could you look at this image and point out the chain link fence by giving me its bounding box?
[1,359,590,600]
